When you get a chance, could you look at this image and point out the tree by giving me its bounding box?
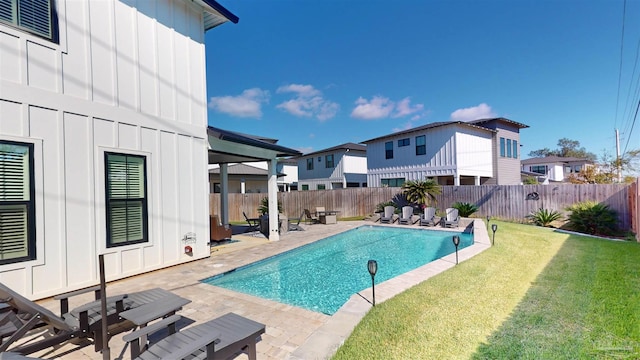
[528,138,597,161]
[401,179,441,207]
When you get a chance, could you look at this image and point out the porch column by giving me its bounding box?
[220,164,229,225]
[267,159,280,241]
[475,176,480,185]
[240,178,246,194]
[454,174,460,186]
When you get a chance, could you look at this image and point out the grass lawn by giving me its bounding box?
[332,221,640,359]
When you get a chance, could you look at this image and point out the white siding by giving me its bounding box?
[0,0,212,299]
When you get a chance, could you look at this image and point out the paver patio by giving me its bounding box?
[25,219,490,360]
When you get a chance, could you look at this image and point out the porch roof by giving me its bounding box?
[207,126,302,164]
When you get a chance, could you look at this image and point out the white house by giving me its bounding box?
[362,118,528,186]
[521,156,596,183]
[297,143,367,190]
[0,0,238,299]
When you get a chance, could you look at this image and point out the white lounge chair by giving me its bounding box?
[379,206,396,224]
[398,206,417,225]
[420,207,437,226]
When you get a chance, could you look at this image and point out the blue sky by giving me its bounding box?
[204,0,640,161]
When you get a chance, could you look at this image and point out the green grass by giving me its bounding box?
[332,221,640,360]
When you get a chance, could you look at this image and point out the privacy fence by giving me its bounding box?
[210,183,635,231]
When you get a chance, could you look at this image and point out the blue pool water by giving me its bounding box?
[202,225,473,315]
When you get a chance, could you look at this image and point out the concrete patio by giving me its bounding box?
[26,219,491,360]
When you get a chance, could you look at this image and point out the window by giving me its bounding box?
[317,184,325,190]
[105,153,148,247]
[506,139,512,158]
[381,178,405,187]
[325,154,334,168]
[306,158,314,171]
[416,135,426,155]
[0,0,58,42]
[531,165,546,174]
[398,138,410,147]
[513,140,518,159]
[500,137,506,157]
[346,182,360,188]
[574,165,582,172]
[385,141,393,159]
[301,184,309,191]
[0,141,35,264]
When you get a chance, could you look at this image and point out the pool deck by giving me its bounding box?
[27,219,491,360]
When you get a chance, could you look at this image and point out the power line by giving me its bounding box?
[614,0,627,130]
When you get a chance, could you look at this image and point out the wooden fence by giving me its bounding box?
[210,184,632,230]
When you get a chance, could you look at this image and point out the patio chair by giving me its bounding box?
[379,206,396,224]
[123,312,265,360]
[288,212,305,231]
[419,207,437,227]
[0,283,188,355]
[242,211,260,233]
[443,208,460,228]
[303,209,319,224]
[210,215,232,242]
[398,206,418,225]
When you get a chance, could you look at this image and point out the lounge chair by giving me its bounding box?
[242,212,260,233]
[210,215,232,242]
[398,206,417,225]
[0,283,188,355]
[419,207,437,226]
[303,209,319,224]
[443,208,460,228]
[379,206,396,224]
[288,212,305,231]
[123,312,265,360]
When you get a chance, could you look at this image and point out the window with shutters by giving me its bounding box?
[105,153,148,248]
[0,140,36,264]
[0,0,58,42]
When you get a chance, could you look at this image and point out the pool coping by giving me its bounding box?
[288,219,492,359]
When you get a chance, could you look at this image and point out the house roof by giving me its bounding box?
[207,126,302,164]
[466,117,529,129]
[360,120,497,144]
[199,0,239,30]
[300,143,367,157]
[521,156,594,165]
[208,163,286,177]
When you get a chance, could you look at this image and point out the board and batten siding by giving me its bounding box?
[493,125,522,185]
[0,0,211,299]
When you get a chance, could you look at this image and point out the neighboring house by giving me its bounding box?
[297,143,367,190]
[208,161,295,193]
[361,118,528,187]
[277,158,299,191]
[0,0,237,299]
[521,156,596,183]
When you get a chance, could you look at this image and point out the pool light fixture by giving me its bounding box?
[452,235,460,265]
[367,260,378,306]
[491,224,498,246]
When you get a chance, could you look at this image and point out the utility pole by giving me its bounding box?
[616,129,622,183]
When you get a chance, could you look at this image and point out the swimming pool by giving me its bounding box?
[202,225,473,315]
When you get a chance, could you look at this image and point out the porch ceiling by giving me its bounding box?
[207,126,301,164]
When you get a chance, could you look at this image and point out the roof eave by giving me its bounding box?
[199,0,239,30]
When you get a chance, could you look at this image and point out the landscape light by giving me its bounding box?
[367,260,378,306]
[491,224,498,246]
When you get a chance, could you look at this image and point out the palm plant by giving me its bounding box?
[257,197,282,215]
[451,202,479,217]
[527,208,563,227]
[402,179,441,207]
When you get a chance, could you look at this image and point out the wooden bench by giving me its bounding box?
[123,312,266,360]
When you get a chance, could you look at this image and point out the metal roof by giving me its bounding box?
[207,126,302,164]
[360,120,496,144]
[521,156,594,165]
[299,142,367,157]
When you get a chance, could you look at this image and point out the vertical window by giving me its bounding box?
[317,184,325,190]
[325,154,334,168]
[0,0,58,42]
[0,141,35,264]
[385,141,393,159]
[105,153,148,247]
[506,139,512,158]
[416,135,426,155]
[500,137,505,157]
[513,140,518,158]
[306,158,314,171]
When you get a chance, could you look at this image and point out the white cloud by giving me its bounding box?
[393,97,424,118]
[350,96,395,119]
[276,84,339,121]
[208,88,270,118]
[450,103,496,122]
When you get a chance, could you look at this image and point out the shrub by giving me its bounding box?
[527,208,563,227]
[566,201,618,236]
[257,197,282,215]
[522,176,538,184]
[451,202,478,217]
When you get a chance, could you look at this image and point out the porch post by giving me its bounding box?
[220,164,229,225]
[475,176,480,185]
[454,174,460,186]
[268,159,280,241]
